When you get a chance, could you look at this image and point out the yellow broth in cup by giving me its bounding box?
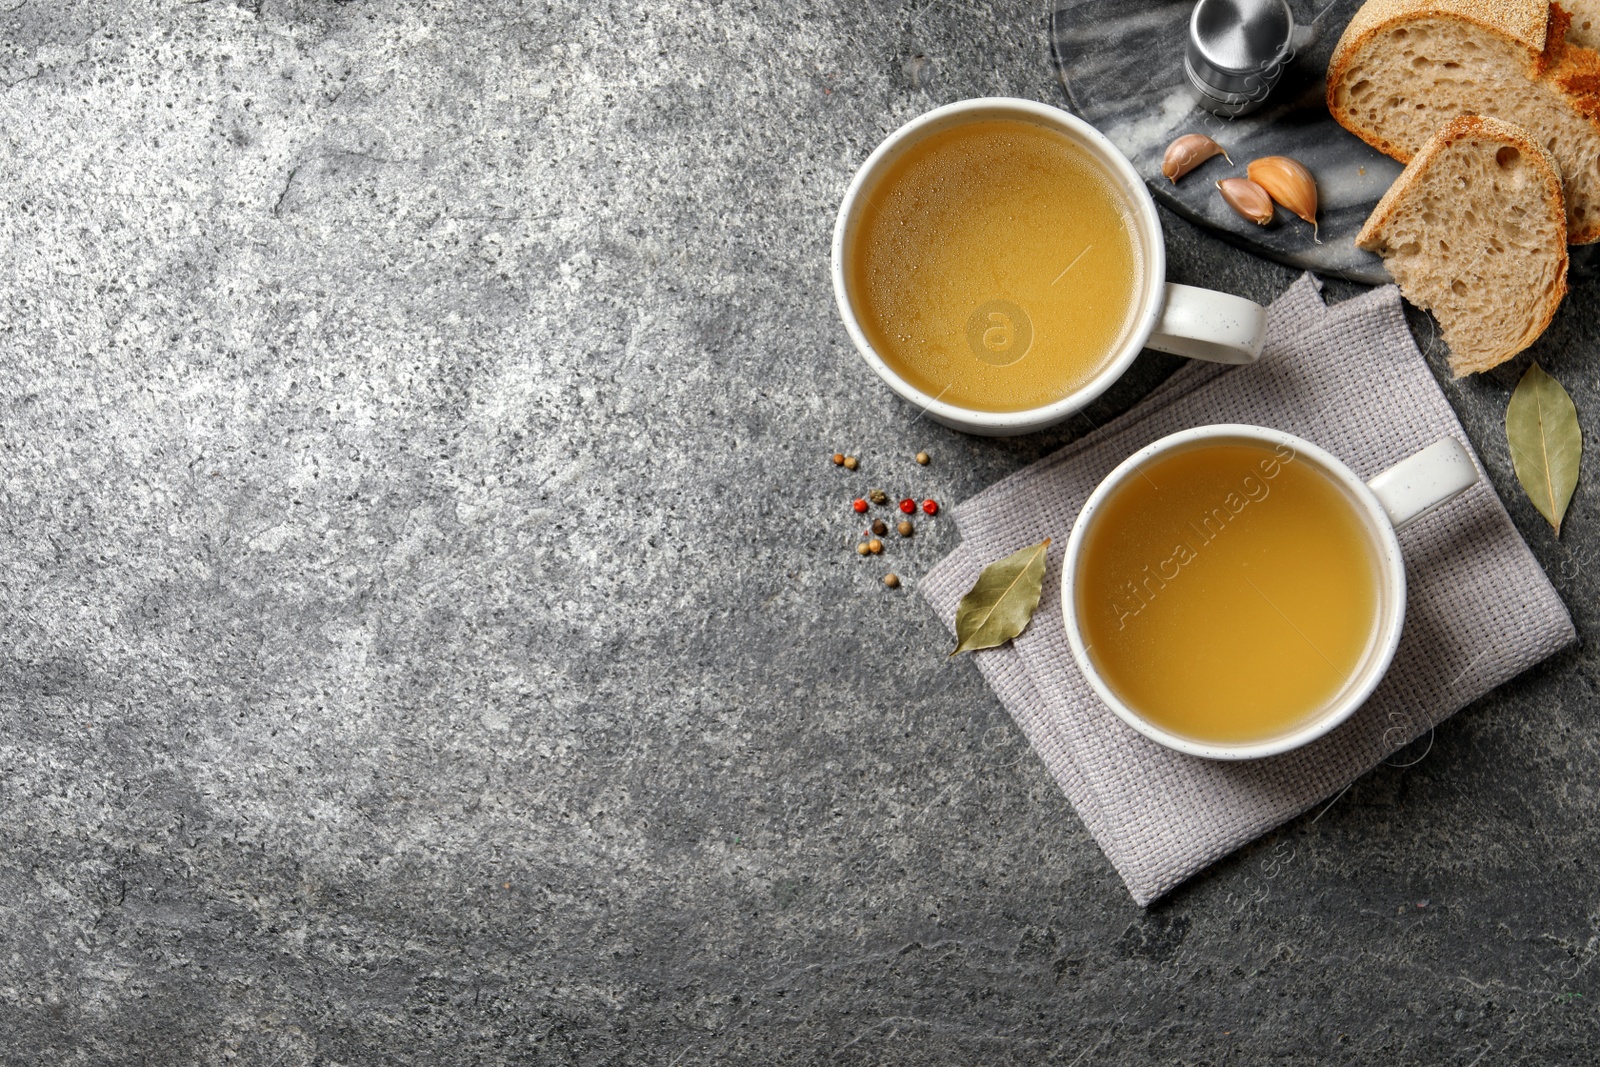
[1074,439,1385,746]
[844,118,1143,413]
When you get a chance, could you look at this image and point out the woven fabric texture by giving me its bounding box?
[920,274,1576,906]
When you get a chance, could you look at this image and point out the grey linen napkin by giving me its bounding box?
[921,274,1576,906]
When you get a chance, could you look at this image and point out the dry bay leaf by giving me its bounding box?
[1507,362,1582,535]
[950,539,1052,657]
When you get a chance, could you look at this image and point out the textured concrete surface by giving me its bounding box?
[3,1,1600,1063]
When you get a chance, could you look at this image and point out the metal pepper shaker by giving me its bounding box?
[1185,0,1314,117]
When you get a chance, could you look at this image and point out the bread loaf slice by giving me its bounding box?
[1356,115,1568,375]
[1328,0,1600,242]
[1562,0,1600,48]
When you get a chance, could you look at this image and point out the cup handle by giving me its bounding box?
[1365,438,1479,531]
[1145,282,1268,365]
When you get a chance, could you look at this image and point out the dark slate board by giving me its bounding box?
[1049,0,1398,283]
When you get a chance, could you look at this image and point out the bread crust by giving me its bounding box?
[1546,4,1600,117]
[1356,115,1569,375]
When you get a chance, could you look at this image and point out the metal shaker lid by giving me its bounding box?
[1185,0,1296,115]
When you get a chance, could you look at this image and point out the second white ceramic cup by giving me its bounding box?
[831,98,1270,436]
[1061,425,1480,761]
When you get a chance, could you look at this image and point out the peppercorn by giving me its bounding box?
[867,539,883,555]
[843,456,859,470]
[897,520,914,537]
[856,542,871,556]
[871,519,888,536]
[832,453,846,466]
[852,499,868,513]
[922,499,939,515]
[869,489,888,505]
[883,574,901,589]
[915,451,930,466]
[898,498,915,514]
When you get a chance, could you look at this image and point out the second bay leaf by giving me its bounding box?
[1506,362,1582,535]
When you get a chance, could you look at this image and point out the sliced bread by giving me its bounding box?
[1562,0,1600,48]
[1356,115,1569,375]
[1327,0,1600,242]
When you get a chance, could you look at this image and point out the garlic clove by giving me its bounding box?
[1217,177,1276,226]
[1247,156,1319,238]
[1162,134,1231,183]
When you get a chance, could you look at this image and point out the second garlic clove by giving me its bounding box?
[1217,177,1276,226]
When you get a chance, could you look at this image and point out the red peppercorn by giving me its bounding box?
[922,499,939,515]
[898,498,915,514]
[853,499,868,513]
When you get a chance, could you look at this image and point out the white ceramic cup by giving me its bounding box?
[1061,425,1480,761]
[831,98,1270,436]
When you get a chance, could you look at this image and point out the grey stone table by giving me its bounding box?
[2,1,1598,1063]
